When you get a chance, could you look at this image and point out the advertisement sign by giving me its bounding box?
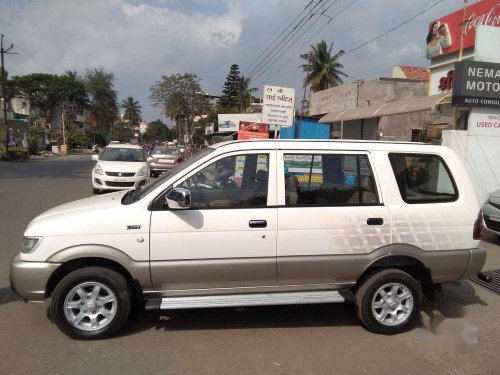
[238,121,269,140]
[427,0,500,59]
[7,121,29,151]
[468,107,500,136]
[217,113,263,133]
[452,60,500,108]
[262,85,295,127]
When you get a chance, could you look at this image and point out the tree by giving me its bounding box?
[84,68,118,135]
[10,73,88,121]
[238,75,258,112]
[300,40,346,92]
[143,119,172,142]
[120,96,142,126]
[219,64,242,110]
[150,73,209,152]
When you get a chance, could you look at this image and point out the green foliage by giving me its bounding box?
[65,125,90,150]
[120,96,142,126]
[219,64,241,110]
[150,73,209,143]
[27,126,41,154]
[300,40,346,92]
[9,73,88,120]
[143,119,172,142]
[84,68,118,133]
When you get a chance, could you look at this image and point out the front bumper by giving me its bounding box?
[10,254,61,302]
[482,203,500,235]
[92,173,148,191]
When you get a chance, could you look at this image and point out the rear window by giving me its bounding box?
[389,153,458,204]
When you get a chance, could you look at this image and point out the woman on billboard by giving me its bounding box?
[426,21,451,59]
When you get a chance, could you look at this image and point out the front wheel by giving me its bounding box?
[50,267,132,340]
[355,268,422,334]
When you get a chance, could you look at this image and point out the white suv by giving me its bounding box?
[91,143,152,194]
[10,140,486,339]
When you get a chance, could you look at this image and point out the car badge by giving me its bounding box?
[118,172,122,177]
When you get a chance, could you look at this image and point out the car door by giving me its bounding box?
[276,150,391,286]
[150,150,278,292]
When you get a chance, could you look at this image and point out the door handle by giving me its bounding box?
[367,218,384,226]
[249,220,267,228]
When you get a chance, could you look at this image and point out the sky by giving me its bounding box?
[0,0,471,125]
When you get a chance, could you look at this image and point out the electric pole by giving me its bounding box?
[1,34,18,153]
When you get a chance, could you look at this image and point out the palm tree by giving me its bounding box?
[239,76,258,112]
[300,40,346,92]
[120,96,142,138]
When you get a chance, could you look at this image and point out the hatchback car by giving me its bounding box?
[149,147,183,177]
[91,143,153,194]
[482,188,500,237]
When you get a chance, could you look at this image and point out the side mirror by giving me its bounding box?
[147,157,155,163]
[166,188,191,209]
[91,154,99,161]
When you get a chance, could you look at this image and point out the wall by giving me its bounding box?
[309,79,428,116]
[280,116,330,139]
[331,118,378,140]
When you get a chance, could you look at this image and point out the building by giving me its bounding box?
[311,77,451,142]
[392,66,430,81]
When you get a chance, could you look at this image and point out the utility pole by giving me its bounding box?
[1,34,18,153]
[300,52,313,129]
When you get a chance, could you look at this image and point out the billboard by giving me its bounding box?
[217,113,264,133]
[238,121,269,140]
[7,121,29,151]
[452,60,500,108]
[262,85,295,127]
[426,0,500,59]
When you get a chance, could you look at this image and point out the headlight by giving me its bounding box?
[21,237,42,253]
[137,166,148,177]
[94,164,103,175]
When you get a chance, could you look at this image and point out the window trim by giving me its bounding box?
[151,150,275,211]
[388,152,459,205]
[278,151,381,207]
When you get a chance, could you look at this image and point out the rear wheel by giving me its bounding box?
[50,267,132,340]
[355,268,422,334]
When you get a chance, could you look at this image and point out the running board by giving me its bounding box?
[150,291,348,310]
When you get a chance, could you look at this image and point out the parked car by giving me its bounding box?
[91,143,153,194]
[149,147,184,177]
[482,188,500,237]
[10,140,485,339]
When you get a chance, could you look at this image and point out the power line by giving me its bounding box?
[246,0,328,79]
[3,35,53,73]
[262,0,358,83]
[344,0,446,55]
[242,0,315,76]
[249,0,338,81]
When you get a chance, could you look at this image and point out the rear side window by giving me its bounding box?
[283,153,379,206]
[389,153,458,204]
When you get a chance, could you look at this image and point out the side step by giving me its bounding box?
[146,290,348,311]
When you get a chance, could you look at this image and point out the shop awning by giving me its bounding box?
[318,92,452,123]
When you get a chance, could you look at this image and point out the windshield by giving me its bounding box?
[122,147,214,204]
[101,147,145,162]
[153,147,181,155]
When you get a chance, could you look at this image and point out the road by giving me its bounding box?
[1,155,499,375]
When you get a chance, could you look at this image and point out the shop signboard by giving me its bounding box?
[468,107,500,136]
[452,60,500,108]
[426,0,500,60]
[217,113,263,133]
[262,85,295,127]
[238,121,269,140]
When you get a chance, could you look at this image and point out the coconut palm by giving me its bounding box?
[300,40,346,92]
[120,96,142,126]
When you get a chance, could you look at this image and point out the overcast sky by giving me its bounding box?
[1,0,467,124]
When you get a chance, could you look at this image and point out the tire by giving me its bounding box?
[93,188,100,194]
[50,267,132,340]
[355,268,422,335]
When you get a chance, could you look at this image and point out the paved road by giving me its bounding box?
[1,155,499,375]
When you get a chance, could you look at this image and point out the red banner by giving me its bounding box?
[238,121,269,140]
[427,0,500,59]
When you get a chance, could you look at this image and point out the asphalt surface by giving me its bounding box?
[1,155,500,375]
